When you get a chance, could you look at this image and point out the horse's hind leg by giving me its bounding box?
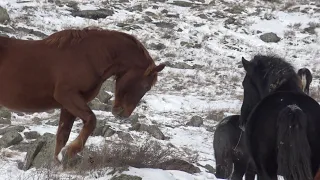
[54,108,76,162]
[54,91,96,160]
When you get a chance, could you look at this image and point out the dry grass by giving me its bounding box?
[64,139,199,176]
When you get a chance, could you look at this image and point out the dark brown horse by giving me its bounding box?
[0,27,165,162]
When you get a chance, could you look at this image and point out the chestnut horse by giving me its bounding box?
[0,27,165,162]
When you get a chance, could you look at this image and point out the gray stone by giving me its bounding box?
[10,142,32,152]
[186,116,203,127]
[23,133,55,170]
[130,123,165,140]
[149,43,166,50]
[0,109,11,119]
[111,174,142,180]
[0,125,25,135]
[0,118,11,124]
[71,9,114,20]
[96,90,112,104]
[32,117,42,125]
[15,27,48,38]
[104,128,116,137]
[126,5,143,12]
[45,119,59,126]
[157,159,200,174]
[147,125,166,140]
[0,131,23,148]
[154,22,176,29]
[260,32,281,43]
[171,1,194,7]
[0,7,10,24]
[0,26,14,33]
[101,79,115,93]
[117,131,133,142]
[89,99,112,111]
[24,131,41,139]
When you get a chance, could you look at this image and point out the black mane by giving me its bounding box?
[250,54,301,92]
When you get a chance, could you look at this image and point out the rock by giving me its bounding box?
[24,131,41,139]
[0,7,10,24]
[96,90,112,104]
[146,125,166,140]
[0,131,23,148]
[154,22,176,29]
[101,79,115,93]
[129,123,165,140]
[304,26,317,34]
[126,5,142,12]
[204,164,215,174]
[117,131,133,142]
[129,123,149,132]
[128,114,139,125]
[0,118,10,124]
[186,116,203,127]
[71,9,114,20]
[157,159,200,174]
[171,1,194,7]
[224,6,245,14]
[32,117,42,125]
[104,128,116,137]
[23,133,55,170]
[88,99,112,111]
[260,32,281,43]
[10,142,32,152]
[15,27,48,38]
[45,119,59,126]
[0,109,11,119]
[150,0,166,2]
[92,121,109,136]
[149,43,166,50]
[65,1,79,11]
[111,174,142,180]
[0,126,25,135]
[0,26,14,33]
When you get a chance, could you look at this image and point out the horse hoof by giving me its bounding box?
[59,147,82,169]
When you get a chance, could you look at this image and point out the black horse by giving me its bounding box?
[213,115,256,180]
[297,68,312,95]
[240,55,320,180]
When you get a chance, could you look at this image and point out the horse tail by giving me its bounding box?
[277,104,313,180]
[213,123,233,179]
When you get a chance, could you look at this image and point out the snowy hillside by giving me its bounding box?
[0,0,319,179]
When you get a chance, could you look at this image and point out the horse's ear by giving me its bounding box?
[242,57,252,73]
[154,63,166,72]
[149,63,166,75]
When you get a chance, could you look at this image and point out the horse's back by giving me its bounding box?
[246,91,320,165]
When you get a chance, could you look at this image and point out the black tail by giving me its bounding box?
[277,104,312,180]
[213,126,233,179]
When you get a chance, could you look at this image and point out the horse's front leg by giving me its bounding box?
[54,108,76,162]
[54,90,97,162]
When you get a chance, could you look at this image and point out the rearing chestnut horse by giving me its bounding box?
[0,27,165,162]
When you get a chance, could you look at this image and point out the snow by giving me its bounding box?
[0,0,318,179]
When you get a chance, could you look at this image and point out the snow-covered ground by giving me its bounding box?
[0,0,319,179]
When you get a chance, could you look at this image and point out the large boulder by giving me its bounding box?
[0,7,10,24]
[23,133,56,170]
[260,32,281,43]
